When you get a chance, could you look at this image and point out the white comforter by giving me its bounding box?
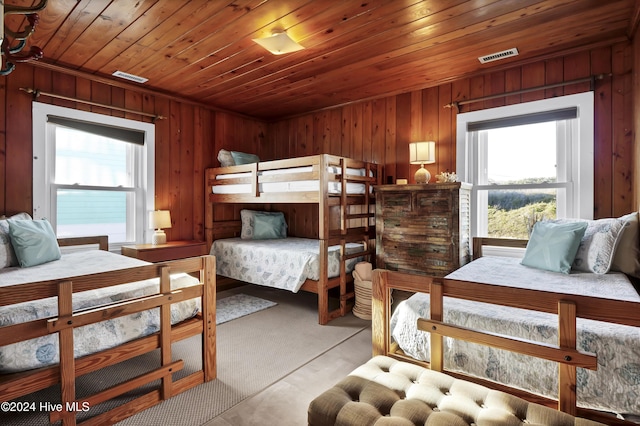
[391,256,640,416]
[0,250,201,373]
[212,165,370,195]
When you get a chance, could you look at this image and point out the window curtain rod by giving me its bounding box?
[19,87,166,121]
[443,73,609,112]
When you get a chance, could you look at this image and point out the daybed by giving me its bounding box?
[371,215,640,426]
[0,226,216,425]
[205,153,380,324]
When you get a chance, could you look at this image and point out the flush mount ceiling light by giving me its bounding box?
[252,31,304,55]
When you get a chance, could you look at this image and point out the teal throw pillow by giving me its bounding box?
[521,221,587,274]
[230,151,260,165]
[240,209,287,239]
[8,219,61,267]
[253,213,286,240]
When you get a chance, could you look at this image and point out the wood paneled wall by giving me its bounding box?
[0,41,635,242]
[267,42,635,230]
[0,64,265,242]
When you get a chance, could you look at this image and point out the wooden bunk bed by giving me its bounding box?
[205,154,380,324]
[372,237,640,426]
[0,236,216,425]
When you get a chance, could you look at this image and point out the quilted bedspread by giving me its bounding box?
[0,250,201,373]
[390,256,640,417]
[211,237,362,292]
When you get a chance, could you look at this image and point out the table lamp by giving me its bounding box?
[149,210,171,245]
[409,141,436,184]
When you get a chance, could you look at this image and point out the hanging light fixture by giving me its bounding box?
[252,31,304,55]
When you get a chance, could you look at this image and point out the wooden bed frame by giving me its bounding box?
[0,236,216,426]
[371,238,640,426]
[205,154,380,324]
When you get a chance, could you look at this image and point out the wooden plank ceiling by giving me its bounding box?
[7,0,638,120]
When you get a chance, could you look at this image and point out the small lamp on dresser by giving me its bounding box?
[149,210,171,245]
[409,141,436,184]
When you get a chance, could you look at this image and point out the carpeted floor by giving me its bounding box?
[119,285,368,425]
[1,285,369,425]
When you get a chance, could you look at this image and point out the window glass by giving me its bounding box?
[485,122,557,184]
[479,121,559,238]
[55,127,132,186]
[482,188,558,239]
[56,189,131,242]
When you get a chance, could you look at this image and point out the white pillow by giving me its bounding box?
[610,212,640,277]
[0,212,33,268]
[217,149,235,167]
[553,217,626,274]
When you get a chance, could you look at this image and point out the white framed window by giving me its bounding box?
[32,102,155,250]
[456,92,594,242]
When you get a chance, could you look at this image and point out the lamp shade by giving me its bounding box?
[409,141,436,164]
[149,210,172,230]
[252,31,304,55]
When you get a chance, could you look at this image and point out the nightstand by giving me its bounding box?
[121,240,208,262]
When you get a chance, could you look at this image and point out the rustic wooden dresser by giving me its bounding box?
[374,182,471,276]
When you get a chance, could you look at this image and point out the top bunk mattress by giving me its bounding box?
[211,165,370,195]
[390,256,640,416]
[211,237,363,292]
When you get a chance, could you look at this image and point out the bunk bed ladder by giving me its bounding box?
[339,157,349,318]
[336,158,377,317]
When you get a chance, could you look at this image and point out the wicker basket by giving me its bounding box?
[352,262,372,320]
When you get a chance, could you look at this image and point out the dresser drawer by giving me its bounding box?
[413,191,451,214]
[378,240,454,276]
[379,191,412,214]
[382,215,452,237]
[379,190,452,216]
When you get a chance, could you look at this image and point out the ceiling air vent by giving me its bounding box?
[478,48,519,64]
[112,70,148,83]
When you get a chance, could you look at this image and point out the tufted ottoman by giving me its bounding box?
[308,356,605,426]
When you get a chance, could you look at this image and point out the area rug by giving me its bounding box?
[216,293,276,324]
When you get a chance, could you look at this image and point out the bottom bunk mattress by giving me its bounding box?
[0,250,201,373]
[390,256,640,417]
[211,237,363,292]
